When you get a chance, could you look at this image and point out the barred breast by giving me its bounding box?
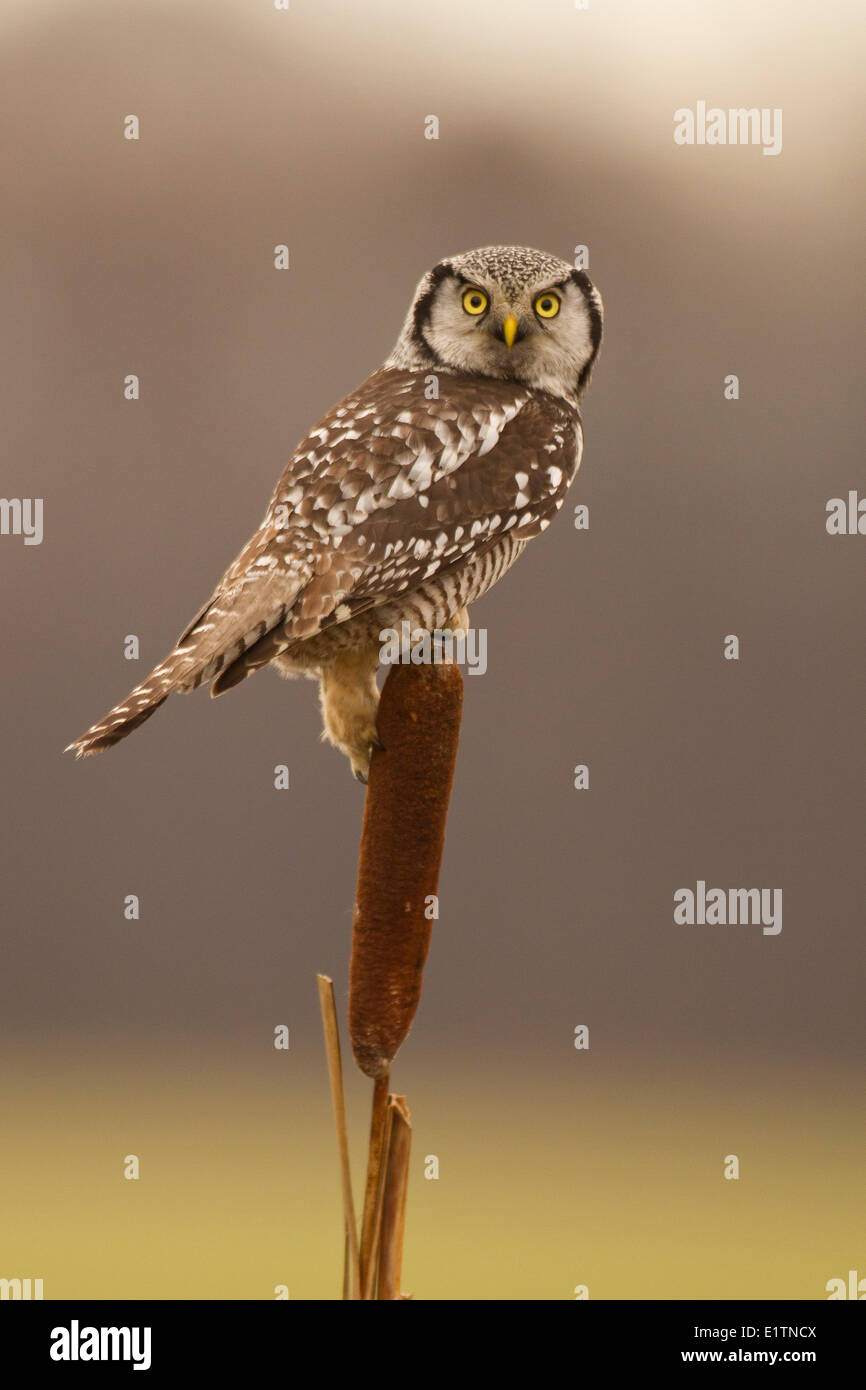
[273,532,528,677]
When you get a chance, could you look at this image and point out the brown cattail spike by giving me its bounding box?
[349,661,463,1079]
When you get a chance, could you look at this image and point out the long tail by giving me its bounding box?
[65,571,300,758]
[66,674,176,758]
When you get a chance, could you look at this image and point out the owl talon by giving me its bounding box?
[354,768,368,785]
[371,735,386,752]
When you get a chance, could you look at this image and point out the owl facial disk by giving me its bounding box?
[391,247,603,401]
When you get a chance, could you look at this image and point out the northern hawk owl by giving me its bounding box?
[67,245,603,780]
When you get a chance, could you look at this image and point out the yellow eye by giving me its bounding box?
[462,288,488,316]
[534,292,561,319]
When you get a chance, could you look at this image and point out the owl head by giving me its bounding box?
[388,245,603,403]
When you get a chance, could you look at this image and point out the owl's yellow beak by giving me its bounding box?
[502,313,519,350]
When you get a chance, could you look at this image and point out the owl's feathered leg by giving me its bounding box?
[319,646,382,783]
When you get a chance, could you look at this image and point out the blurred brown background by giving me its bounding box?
[1,0,863,1298]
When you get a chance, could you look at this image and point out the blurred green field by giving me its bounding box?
[1,1042,861,1300]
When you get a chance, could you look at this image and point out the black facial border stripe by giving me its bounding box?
[411,262,454,358]
[569,268,603,392]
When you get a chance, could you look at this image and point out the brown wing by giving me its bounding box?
[211,372,580,692]
[67,367,578,754]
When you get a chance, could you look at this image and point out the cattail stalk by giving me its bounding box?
[316,973,361,1300]
[318,658,463,1298]
[376,1095,412,1300]
[359,1072,391,1298]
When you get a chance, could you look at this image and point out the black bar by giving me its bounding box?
[2,1299,860,1374]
